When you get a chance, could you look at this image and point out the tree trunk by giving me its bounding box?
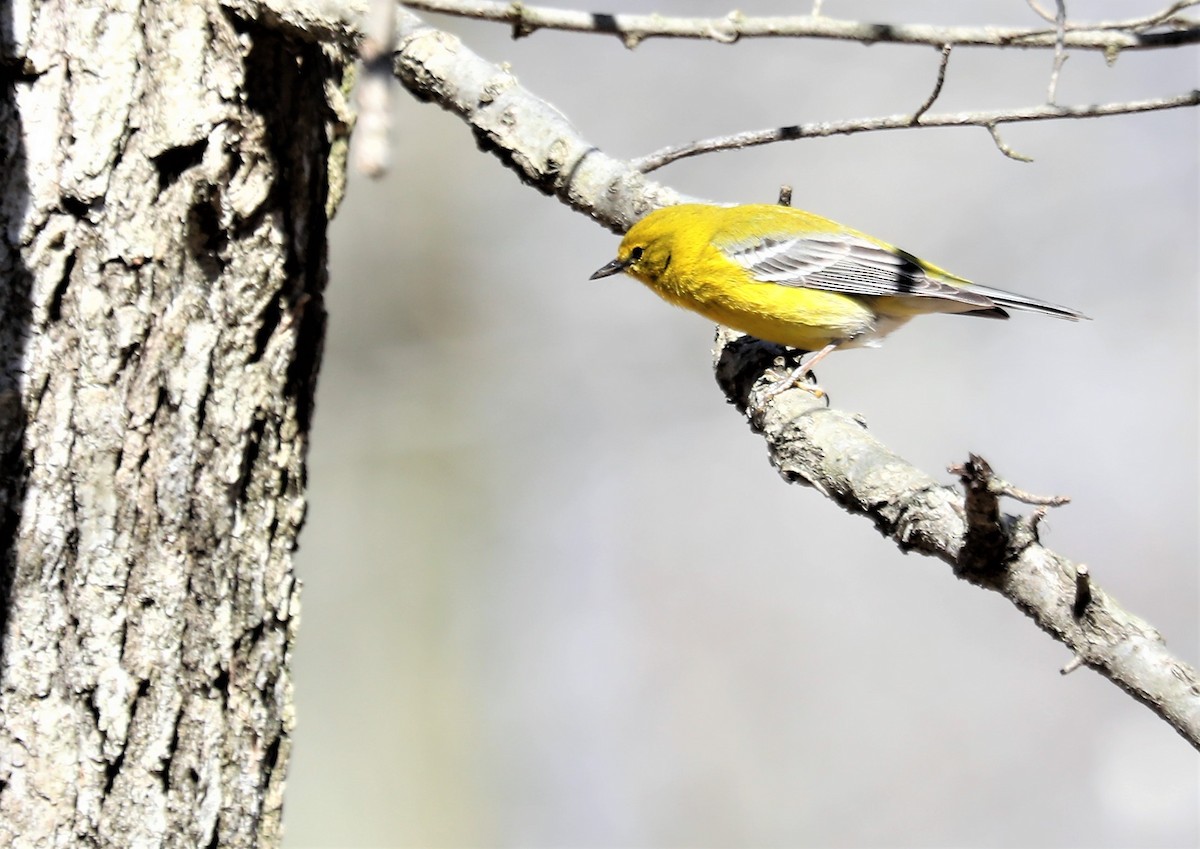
[0,2,350,845]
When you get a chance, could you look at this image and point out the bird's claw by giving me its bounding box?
[758,361,830,406]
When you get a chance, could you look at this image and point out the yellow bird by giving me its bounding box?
[591,203,1087,388]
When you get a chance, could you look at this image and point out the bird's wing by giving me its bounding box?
[719,231,996,309]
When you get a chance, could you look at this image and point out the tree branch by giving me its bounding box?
[386,8,1200,748]
[629,90,1200,172]
[714,333,1200,750]
[401,0,1200,50]
[390,9,684,231]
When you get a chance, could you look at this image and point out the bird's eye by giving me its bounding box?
[629,246,644,261]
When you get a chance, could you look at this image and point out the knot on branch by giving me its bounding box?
[713,331,791,417]
[949,453,1072,576]
[508,2,537,39]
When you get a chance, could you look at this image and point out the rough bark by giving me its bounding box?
[0,2,352,846]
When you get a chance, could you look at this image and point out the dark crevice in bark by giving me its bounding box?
[238,11,332,438]
[235,415,267,504]
[47,248,75,323]
[187,193,229,278]
[0,6,30,665]
[153,140,207,192]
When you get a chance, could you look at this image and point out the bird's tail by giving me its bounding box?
[964,283,1089,321]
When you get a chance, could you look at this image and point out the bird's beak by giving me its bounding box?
[589,257,630,280]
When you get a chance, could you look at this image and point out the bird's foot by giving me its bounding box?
[749,346,834,414]
[761,361,828,404]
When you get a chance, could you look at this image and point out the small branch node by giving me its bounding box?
[951,454,1008,572]
[949,453,992,483]
[709,11,743,43]
[987,124,1035,162]
[1061,655,1085,675]
[777,185,793,207]
[508,1,536,39]
[1072,563,1093,618]
[1010,505,1048,549]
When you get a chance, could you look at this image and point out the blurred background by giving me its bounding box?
[285,1,1198,846]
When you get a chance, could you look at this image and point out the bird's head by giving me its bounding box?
[589,211,678,284]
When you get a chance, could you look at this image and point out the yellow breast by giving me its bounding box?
[638,248,880,351]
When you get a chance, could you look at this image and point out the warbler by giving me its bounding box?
[590,203,1087,389]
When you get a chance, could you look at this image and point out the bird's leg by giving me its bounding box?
[760,342,839,402]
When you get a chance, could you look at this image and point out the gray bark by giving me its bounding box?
[0,2,352,846]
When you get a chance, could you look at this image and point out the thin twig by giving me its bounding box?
[985,468,1073,506]
[1091,0,1200,32]
[400,0,1200,50]
[1047,0,1069,104]
[913,45,953,122]
[1027,0,1057,24]
[354,0,397,177]
[988,124,1034,162]
[1032,0,1200,29]
[629,90,1199,172]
